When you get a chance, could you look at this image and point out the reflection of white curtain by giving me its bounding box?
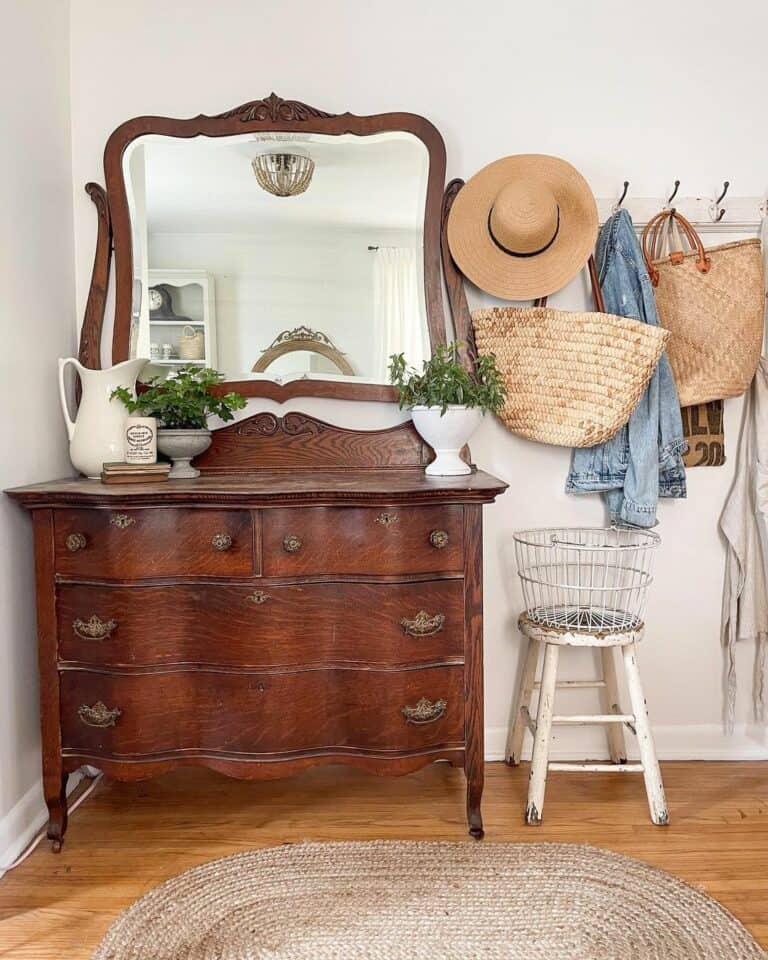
[372,247,429,380]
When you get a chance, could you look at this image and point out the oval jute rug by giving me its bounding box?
[93,841,765,960]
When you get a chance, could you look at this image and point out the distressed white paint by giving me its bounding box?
[600,647,628,763]
[549,763,644,773]
[516,623,668,825]
[526,643,560,824]
[623,642,669,825]
[505,636,539,765]
[551,714,634,725]
[594,195,768,233]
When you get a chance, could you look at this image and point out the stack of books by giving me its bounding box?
[101,462,171,484]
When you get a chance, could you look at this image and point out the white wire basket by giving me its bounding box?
[513,526,660,633]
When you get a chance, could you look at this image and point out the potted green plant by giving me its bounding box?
[112,366,246,478]
[389,341,506,476]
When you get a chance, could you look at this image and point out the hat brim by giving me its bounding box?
[447,155,599,300]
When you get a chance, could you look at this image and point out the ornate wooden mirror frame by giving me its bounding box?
[81,93,448,403]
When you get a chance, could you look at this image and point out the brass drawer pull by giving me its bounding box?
[246,591,270,605]
[110,513,135,529]
[283,534,303,553]
[429,530,449,550]
[211,533,233,551]
[72,615,117,641]
[400,611,445,637]
[401,697,447,725]
[78,701,121,728]
[375,512,399,527]
[66,533,87,553]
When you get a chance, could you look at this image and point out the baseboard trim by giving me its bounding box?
[0,772,84,875]
[485,723,768,762]
[1,727,764,868]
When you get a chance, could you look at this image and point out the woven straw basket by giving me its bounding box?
[642,212,764,406]
[178,324,205,361]
[472,306,669,447]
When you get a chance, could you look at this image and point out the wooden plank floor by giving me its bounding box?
[0,761,766,957]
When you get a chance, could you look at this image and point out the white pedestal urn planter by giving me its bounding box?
[157,429,212,479]
[411,405,483,476]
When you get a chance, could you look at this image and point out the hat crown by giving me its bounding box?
[489,180,559,256]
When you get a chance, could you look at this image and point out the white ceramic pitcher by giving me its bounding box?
[58,357,148,478]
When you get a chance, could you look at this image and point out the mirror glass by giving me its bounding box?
[123,131,431,384]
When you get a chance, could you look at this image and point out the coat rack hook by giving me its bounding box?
[667,180,680,205]
[708,181,730,223]
[615,180,629,209]
[711,180,730,222]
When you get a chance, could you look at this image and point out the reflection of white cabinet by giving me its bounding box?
[146,270,217,372]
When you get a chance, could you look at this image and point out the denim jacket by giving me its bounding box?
[565,209,687,527]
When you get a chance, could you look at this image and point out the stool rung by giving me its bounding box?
[534,680,605,689]
[520,706,536,736]
[549,762,644,773]
[552,714,634,725]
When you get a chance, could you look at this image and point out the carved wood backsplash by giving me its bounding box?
[194,412,431,473]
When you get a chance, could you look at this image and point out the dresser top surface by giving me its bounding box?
[5,468,508,508]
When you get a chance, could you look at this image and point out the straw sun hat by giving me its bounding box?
[447,155,599,300]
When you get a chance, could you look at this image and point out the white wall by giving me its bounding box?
[67,0,768,761]
[0,0,77,866]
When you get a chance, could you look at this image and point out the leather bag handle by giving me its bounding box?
[641,209,711,286]
[536,255,605,312]
[641,211,680,279]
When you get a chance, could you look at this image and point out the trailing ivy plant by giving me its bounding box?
[111,366,246,430]
[389,341,506,415]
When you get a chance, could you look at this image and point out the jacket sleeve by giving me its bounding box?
[603,252,661,528]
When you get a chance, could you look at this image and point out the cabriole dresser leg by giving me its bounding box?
[44,771,69,852]
[466,765,484,839]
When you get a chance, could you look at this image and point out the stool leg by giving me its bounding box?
[506,636,539,766]
[526,642,559,825]
[600,646,628,764]
[622,641,668,826]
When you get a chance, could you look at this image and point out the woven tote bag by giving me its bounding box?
[472,257,669,447]
[641,210,764,406]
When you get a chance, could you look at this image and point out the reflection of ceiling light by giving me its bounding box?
[251,152,314,197]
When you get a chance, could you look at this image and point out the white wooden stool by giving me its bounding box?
[506,612,668,827]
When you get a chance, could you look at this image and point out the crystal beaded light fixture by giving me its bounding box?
[251,151,314,197]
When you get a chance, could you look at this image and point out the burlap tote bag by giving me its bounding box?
[472,257,669,447]
[641,209,764,406]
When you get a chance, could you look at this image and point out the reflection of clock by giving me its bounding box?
[148,285,174,317]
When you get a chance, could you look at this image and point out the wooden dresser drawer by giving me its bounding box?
[58,580,465,668]
[262,505,464,577]
[60,665,464,758]
[54,508,256,579]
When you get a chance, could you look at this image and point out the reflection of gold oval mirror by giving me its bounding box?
[253,326,354,376]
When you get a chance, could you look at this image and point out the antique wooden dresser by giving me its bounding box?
[6,94,508,848]
[8,415,506,848]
